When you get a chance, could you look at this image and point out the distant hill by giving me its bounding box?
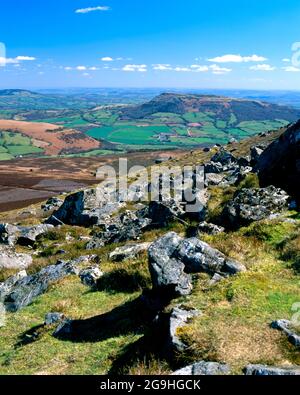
[120,93,300,123]
[0,119,101,159]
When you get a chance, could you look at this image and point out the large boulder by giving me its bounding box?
[172,361,230,375]
[256,120,300,201]
[0,247,32,270]
[223,186,290,228]
[244,364,300,376]
[1,256,95,312]
[148,232,193,297]
[47,187,125,227]
[148,199,185,227]
[0,223,54,247]
[148,232,245,298]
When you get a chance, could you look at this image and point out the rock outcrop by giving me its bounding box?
[271,319,300,347]
[0,247,32,270]
[0,256,96,312]
[172,361,230,375]
[244,364,300,376]
[223,186,290,228]
[148,232,245,298]
[0,223,54,247]
[47,187,125,227]
[86,210,151,250]
[256,120,300,201]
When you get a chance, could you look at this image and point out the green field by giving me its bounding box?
[0,131,44,160]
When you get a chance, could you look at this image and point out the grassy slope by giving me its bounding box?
[0,129,299,375]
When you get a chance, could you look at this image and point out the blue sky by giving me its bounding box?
[0,0,300,89]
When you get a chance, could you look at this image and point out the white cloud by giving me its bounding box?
[191,65,209,72]
[122,64,147,72]
[82,72,90,76]
[153,64,173,71]
[89,66,99,70]
[0,55,36,66]
[208,54,267,63]
[174,67,192,72]
[250,64,276,71]
[209,64,232,74]
[64,66,72,71]
[282,58,291,62]
[101,57,113,61]
[76,66,87,71]
[75,6,110,14]
[16,56,36,61]
[282,66,300,72]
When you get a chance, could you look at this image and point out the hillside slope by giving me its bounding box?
[0,119,101,157]
[0,122,299,376]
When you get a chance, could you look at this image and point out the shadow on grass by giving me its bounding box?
[53,296,158,344]
[95,269,150,294]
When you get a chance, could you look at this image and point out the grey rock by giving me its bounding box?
[42,197,64,212]
[45,312,65,326]
[47,187,125,227]
[198,222,225,235]
[1,256,95,312]
[177,237,246,275]
[205,173,225,187]
[223,186,290,228]
[172,361,230,375]
[148,232,245,298]
[0,270,27,300]
[109,242,151,262]
[0,223,54,247]
[211,148,237,167]
[244,364,300,376]
[0,246,32,270]
[169,306,200,352]
[79,266,103,288]
[148,232,193,297]
[87,210,151,250]
[271,319,300,347]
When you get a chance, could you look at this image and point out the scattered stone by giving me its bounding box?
[47,187,125,227]
[87,210,151,250]
[0,246,32,270]
[109,242,151,262]
[223,186,290,228]
[79,266,103,288]
[45,312,65,326]
[271,319,300,347]
[198,221,225,235]
[169,306,200,352]
[172,361,230,375]
[1,256,95,312]
[250,144,266,166]
[205,173,225,187]
[41,197,64,212]
[244,364,300,376]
